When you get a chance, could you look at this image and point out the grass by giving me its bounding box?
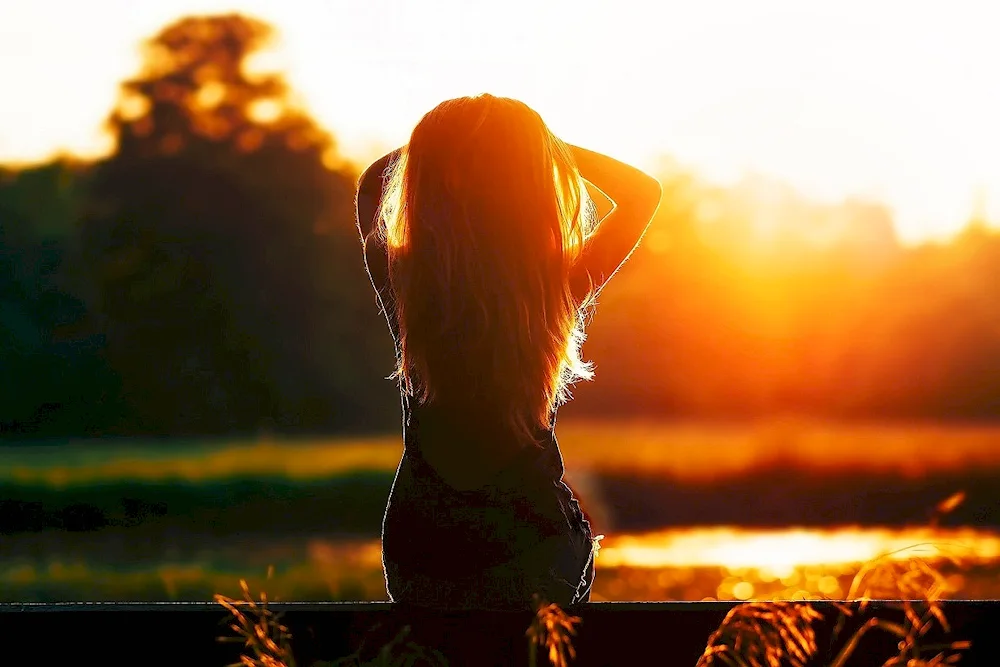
[526,596,582,667]
[695,547,973,667]
[217,551,974,666]
[0,437,401,486]
[1,427,989,662]
[322,626,450,667]
[216,494,976,666]
[8,420,1000,487]
[698,601,824,667]
[697,492,976,667]
[215,567,446,667]
[555,420,1000,479]
[216,571,297,667]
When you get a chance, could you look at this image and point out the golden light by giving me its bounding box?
[194,81,226,109]
[247,98,282,124]
[10,422,1000,485]
[817,576,840,596]
[1,1,998,243]
[731,580,754,600]
[557,421,1000,479]
[596,527,1000,570]
[118,92,151,121]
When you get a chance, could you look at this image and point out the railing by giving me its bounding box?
[2,600,997,666]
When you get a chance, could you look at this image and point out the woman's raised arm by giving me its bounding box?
[356,148,404,296]
[356,147,404,238]
[357,144,660,304]
[568,145,662,302]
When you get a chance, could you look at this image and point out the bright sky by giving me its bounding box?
[1,0,998,244]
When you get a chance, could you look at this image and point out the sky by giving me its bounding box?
[1,0,998,244]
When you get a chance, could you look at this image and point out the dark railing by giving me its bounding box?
[2,601,997,666]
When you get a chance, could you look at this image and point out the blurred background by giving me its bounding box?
[2,0,1000,603]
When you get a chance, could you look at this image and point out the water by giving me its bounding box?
[3,421,1000,602]
[4,527,1000,602]
[590,525,1000,601]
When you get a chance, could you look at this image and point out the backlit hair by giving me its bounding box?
[377,94,596,446]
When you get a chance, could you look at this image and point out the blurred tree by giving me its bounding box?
[569,162,1000,424]
[0,161,122,437]
[81,14,396,436]
[826,227,1000,420]
[8,13,1000,435]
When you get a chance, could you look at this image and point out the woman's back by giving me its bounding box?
[355,93,662,610]
[383,395,592,608]
[403,399,535,490]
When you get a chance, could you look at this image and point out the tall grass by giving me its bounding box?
[217,494,975,666]
[695,551,972,667]
[218,553,973,666]
[215,568,296,667]
[526,595,582,667]
[696,491,974,667]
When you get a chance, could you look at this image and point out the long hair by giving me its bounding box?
[377,94,596,446]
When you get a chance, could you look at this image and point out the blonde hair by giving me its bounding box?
[377,94,596,446]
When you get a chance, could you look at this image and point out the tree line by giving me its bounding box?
[3,13,999,440]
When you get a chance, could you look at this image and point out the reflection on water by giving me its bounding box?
[590,526,1000,602]
[6,425,1000,602]
[597,526,1000,570]
[4,526,1000,602]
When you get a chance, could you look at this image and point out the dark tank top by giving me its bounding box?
[381,394,591,581]
[356,151,655,606]
[360,231,592,592]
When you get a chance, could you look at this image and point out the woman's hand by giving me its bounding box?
[567,145,662,300]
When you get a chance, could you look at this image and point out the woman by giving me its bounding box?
[356,94,661,610]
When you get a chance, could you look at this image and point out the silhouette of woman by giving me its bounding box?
[356,94,661,610]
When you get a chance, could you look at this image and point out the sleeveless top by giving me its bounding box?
[382,395,592,581]
[361,232,593,603]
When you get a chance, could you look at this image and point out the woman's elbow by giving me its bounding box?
[641,177,663,216]
[358,165,382,196]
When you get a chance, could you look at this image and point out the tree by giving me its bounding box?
[0,161,122,437]
[81,14,396,436]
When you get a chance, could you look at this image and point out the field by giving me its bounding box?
[3,419,1000,603]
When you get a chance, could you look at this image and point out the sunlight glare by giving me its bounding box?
[247,98,282,124]
[597,527,1000,570]
[1,0,999,241]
